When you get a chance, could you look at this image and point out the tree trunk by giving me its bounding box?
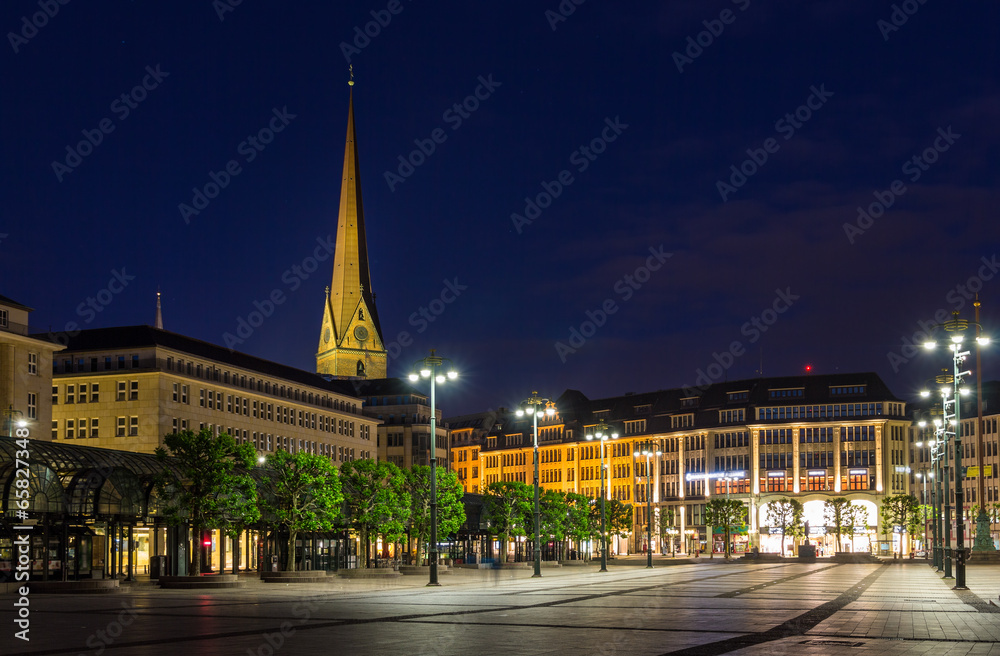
[191,523,202,576]
[287,530,297,572]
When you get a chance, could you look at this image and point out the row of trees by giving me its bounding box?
[153,429,465,572]
[481,481,634,560]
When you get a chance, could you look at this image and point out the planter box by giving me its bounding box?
[159,575,244,589]
[261,571,329,583]
[336,568,401,579]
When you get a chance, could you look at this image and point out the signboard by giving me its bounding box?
[807,470,826,476]
[808,526,827,536]
[712,525,749,535]
[965,466,993,478]
[767,471,785,477]
[685,471,746,481]
[849,469,868,475]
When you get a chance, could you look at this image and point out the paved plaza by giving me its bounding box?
[5,560,1000,655]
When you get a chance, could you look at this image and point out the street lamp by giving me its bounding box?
[921,387,952,576]
[922,311,989,589]
[915,468,933,557]
[408,349,459,587]
[634,439,661,568]
[585,419,618,572]
[516,392,555,578]
[3,405,28,438]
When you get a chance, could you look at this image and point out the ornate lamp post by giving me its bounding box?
[634,439,661,568]
[915,469,933,557]
[585,419,618,572]
[408,349,458,587]
[915,417,942,568]
[3,406,28,438]
[516,392,555,578]
[922,311,989,589]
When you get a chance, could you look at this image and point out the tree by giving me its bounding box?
[765,498,804,555]
[915,504,934,549]
[404,465,466,564]
[881,494,919,553]
[654,507,676,555]
[535,489,569,559]
[606,499,634,547]
[259,450,343,572]
[340,459,410,568]
[564,493,594,559]
[824,497,854,552]
[483,481,532,562]
[154,429,259,576]
[705,499,748,559]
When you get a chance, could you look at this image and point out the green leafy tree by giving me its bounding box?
[824,497,855,552]
[259,450,344,571]
[564,493,594,559]
[536,489,569,541]
[915,504,934,548]
[606,499,634,543]
[654,507,676,555]
[881,494,919,552]
[483,481,532,562]
[765,498,804,555]
[154,429,259,576]
[340,459,410,568]
[404,465,466,564]
[705,499,747,559]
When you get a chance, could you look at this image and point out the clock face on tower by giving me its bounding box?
[353,325,369,342]
[323,328,331,344]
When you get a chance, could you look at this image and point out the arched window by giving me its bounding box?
[359,308,365,321]
[357,361,366,376]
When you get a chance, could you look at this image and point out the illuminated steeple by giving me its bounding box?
[155,290,163,330]
[316,71,386,379]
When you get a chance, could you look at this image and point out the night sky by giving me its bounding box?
[3,1,999,416]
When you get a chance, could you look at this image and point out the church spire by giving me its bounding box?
[316,72,387,379]
[155,289,163,330]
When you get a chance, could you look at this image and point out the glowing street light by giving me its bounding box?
[408,349,459,587]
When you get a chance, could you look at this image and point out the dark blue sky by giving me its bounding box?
[3,0,998,416]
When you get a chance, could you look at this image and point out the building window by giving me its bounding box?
[91,384,99,402]
[27,393,37,419]
[52,385,58,405]
[624,419,646,435]
[117,417,126,437]
[172,383,179,402]
[129,416,139,436]
[79,384,88,403]
[768,388,804,399]
[66,419,75,439]
[117,381,126,401]
[671,414,693,429]
[130,381,139,400]
[200,389,206,407]
[65,385,75,404]
[0,309,7,327]
[91,418,99,438]
[118,356,126,369]
[181,385,189,404]
[357,360,366,376]
[27,352,37,375]
[51,421,58,440]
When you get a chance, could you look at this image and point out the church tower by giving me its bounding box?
[316,77,387,379]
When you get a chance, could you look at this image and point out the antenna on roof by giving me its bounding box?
[155,289,163,330]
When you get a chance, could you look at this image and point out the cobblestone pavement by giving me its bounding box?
[3,560,1000,655]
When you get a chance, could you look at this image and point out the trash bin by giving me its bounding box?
[150,555,168,579]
